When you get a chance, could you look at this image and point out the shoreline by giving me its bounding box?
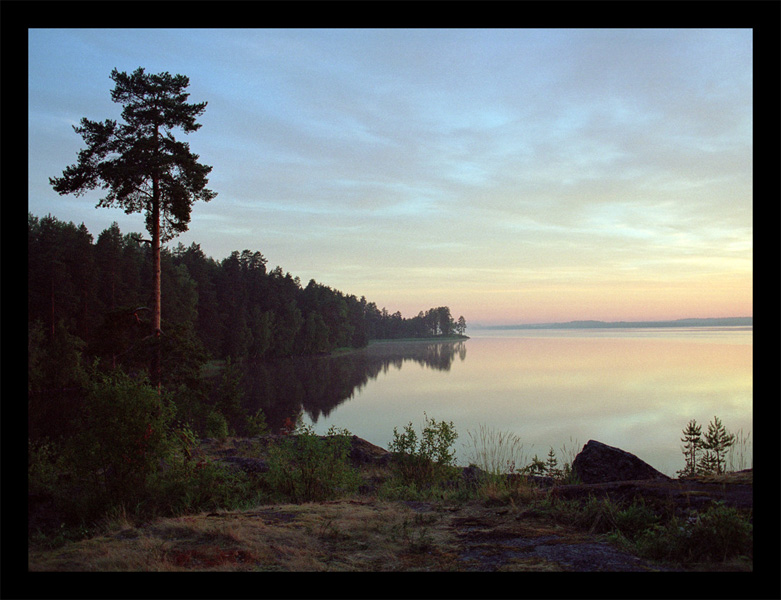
[367,334,469,345]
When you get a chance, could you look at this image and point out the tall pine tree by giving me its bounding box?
[50,68,216,387]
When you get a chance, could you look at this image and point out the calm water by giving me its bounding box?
[241,327,752,477]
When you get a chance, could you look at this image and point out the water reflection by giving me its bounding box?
[239,340,467,431]
[231,329,751,477]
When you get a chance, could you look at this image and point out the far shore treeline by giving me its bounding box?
[28,212,467,370]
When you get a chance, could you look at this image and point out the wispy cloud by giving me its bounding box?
[28,28,752,324]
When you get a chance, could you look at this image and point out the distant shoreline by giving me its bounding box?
[368,335,470,345]
[476,317,752,331]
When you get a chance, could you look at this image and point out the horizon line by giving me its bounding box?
[471,316,753,329]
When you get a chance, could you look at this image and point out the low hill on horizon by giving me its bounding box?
[476,317,753,330]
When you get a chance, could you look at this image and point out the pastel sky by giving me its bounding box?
[28,28,753,326]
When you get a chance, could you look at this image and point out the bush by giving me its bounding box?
[612,500,661,541]
[544,495,662,544]
[205,409,229,439]
[65,370,176,512]
[388,414,459,491]
[245,408,269,437]
[28,438,68,497]
[149,458,260,516]
[636,503,752,564]
[263,424,361,503]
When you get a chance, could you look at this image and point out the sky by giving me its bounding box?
[28,28,753,326]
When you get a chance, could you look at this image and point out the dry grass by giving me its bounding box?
[27,499,466,572]
[694,469,753,485]
[28,494,672,573]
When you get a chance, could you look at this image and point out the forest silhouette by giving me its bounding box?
[28,212,467,438]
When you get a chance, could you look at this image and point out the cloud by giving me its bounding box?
[29,28,752,324]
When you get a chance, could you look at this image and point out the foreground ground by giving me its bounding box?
[27,436,752,573]
[28,496,674,572]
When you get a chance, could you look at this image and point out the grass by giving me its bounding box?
[463,424,530,475]
[726,428,753,473]
[28,419,753,573]
[28,499,461,572]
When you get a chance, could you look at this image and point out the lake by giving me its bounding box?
[241,327,753,477]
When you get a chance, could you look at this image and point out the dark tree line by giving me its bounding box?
[28,213,467,376]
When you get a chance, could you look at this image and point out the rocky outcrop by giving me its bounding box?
[348,435,392,466]
[572,440,671,484]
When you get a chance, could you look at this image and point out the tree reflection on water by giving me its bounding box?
[236,341,467,433]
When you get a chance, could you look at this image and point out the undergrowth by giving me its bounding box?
[29,405,753,570]
[539,493,752,568]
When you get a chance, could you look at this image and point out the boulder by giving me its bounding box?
[572,440,671,484]
[348,435,392,466]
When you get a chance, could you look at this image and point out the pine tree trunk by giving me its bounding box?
[151,176,162,390]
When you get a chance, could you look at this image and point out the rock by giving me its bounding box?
[348,435,392,466]
[460,464,488,488]
[572,440,671,484]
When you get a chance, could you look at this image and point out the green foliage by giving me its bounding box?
[49,68,216,241]
[149,457,260,516]
[551,496,663,549]
[702,416,736,475]
[27,320,48,393]
[66,370,176,508]
[205,410,229,439]
[636,504,752,564]
[678,419,704,477]
[526,455,546,476]
[545,447,560,479]
[521,445,579,483]
[542,492,752,567]
[677,416,738,476]
[30,371,263,532]
[245,408,269,437]
[28,319,89,392]
[550,496,621,535]
[215,357,247,434]
[388,414,459,490]
[611,500,661,541]
[28,438,70,497]
[28,211,460,376]
[263,424,361,503]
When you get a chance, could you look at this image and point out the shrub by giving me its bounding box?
[636,503,752,564]
[65,370,176,512]
[567,496,619,534]
[205,410,229,439]
[388,414,459,489]
[263,424,361,503]
[544,495,661,543]
[149,458,260,516]
[690,503,753,561]
[612,500,660,541]
[245,408,269,437]
[28,438,69,497]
